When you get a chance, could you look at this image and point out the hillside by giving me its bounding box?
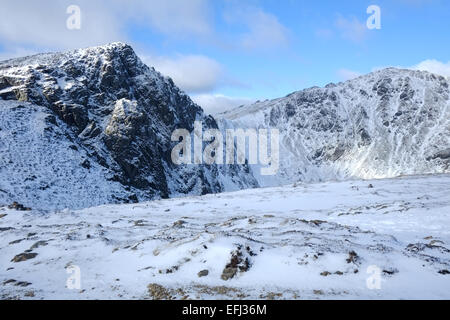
[219,68,450,186]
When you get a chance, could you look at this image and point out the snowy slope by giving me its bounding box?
[0,43,257,210]
[0,100,136,210]
[1,174,449,300]
[218,68,450,187]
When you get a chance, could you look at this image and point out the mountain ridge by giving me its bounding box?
[218,67,448,119]
[218,67,450,186]
[0,42,258,210]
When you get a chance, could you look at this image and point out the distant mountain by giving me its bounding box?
[0,43,257,210]
[218,68,450,186]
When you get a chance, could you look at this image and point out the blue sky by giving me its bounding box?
[0,0,449,113]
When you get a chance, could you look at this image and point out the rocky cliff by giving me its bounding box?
[0,43,257,210]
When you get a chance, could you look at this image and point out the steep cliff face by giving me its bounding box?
[219,68,450,186]
[0,43,257,210]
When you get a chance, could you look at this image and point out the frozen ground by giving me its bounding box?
[0,174,449,300]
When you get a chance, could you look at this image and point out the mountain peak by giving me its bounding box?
[0,43,258,210]
[71,42,136,59]
[350,67,448,85]
[218,65,449,187]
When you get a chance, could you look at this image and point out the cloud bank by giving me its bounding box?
[192,94,255,115]
[141,54,224,93]
[0,0,212,51]
[337,68,362,81]
[411,60,450,78]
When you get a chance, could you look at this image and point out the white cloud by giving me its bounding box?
[141,54,224,93]
[0,0,212,54]
[337,68,362,81]
[411,60,450,78]
[224,7,289,50]
[191,94,255,115]
[122,0,212,36]
[335,15,367,43]
[0,0,124,51]
[240,10,289,50]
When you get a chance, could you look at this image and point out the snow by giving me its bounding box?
[1,174,449,299]
[0,100,133,210]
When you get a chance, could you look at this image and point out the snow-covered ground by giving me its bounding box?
[1,174,449,300]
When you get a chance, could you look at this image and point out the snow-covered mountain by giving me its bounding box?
[0,43,257,210]
[218,68,450,187]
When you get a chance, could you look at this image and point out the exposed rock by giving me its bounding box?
[50,102,88,133]
[147,283,172,300]
[133,220,146,227]
[383,268,399,276]
[11,252,38,262]
[173,220,186,228]
[313,290,324,295]
[9,239,25,245]
[15,281,32,287]
[197,270,209,277]
[221,246,252,281]
[221,267,237,281]
[346,251,360,264]
[30,241,48,250]
[429,148,450,161]
[7,202,31,211]
[3,279,17,285]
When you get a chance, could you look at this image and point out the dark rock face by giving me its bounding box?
[0,43,258,208]
[7,202,32,211]
[428,148,450,162]
[11,252,38,263]
[50,102,88,133]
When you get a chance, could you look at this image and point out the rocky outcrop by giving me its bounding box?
[0,43,258,210]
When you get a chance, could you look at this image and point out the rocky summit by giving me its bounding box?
[218,68,450,187]
[0,43,257,210]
